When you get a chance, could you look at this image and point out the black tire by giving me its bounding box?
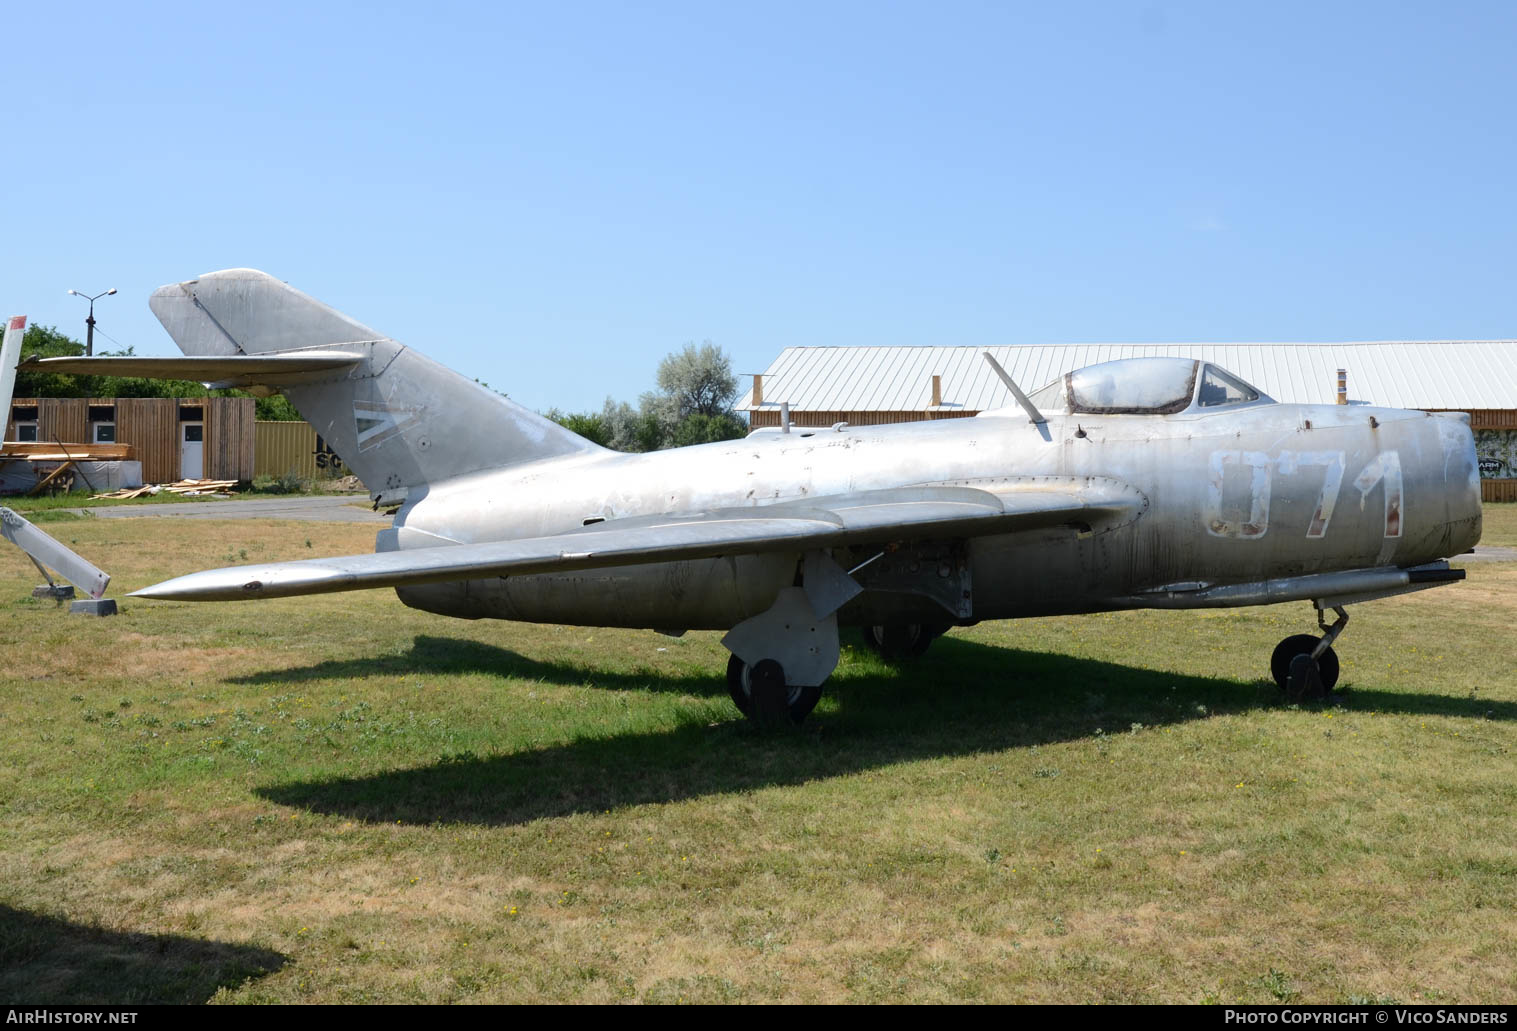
[920,621,952,651]
[862,622,946,661]
[1270,634,1340,693]
[726,654,822,724]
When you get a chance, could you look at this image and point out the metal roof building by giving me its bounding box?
[738,342,1517,501]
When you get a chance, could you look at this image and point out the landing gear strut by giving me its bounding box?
[721,552,862,725]
[1271,605,1348,701]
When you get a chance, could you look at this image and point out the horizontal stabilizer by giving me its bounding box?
[22,351,367,389]
[132,482,1145,601]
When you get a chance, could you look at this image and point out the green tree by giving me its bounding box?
[12,325,96,397]
[253,394,303,420]
[545,408,611,448]
[541,341,750,453]
[655,341,738,418]
[670,411,748,447]
[602,398,666,452]
[545,400,665,452]
[637,341,746,448]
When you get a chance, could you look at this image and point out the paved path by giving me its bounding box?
[1463,545,1517,563]
[75,495,390,523]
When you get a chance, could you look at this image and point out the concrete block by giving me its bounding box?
[69,598,118,617]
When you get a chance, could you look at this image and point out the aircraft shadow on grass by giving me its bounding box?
[228,634,735,697]
[0,904,286,1005]
[253,634,1517,828]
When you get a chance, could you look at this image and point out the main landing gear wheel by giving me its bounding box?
[1271,634,1340,700]
[726,654,823,725]
[861,622,949,661]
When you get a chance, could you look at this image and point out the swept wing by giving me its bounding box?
[132,482,1143,601]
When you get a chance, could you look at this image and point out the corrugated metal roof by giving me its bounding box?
[738,342,1517,413]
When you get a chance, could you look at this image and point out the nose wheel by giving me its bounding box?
[1270,606,1348,701]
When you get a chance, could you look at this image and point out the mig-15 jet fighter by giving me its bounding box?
[29,270,1483,721]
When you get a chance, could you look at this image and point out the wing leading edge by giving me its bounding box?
[131,482,1145,602]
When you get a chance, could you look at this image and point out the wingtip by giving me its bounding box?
[129,572,228,600]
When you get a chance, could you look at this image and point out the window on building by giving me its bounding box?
[14,422,38,442]
[92,423,117,444]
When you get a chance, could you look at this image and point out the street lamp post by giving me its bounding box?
[67,287,117,357]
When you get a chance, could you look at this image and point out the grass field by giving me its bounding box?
[1,507,1514,1004]
[1,485,368,523]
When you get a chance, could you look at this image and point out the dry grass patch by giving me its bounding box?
[1476,502,1517,548]
[1,513,1515,1003]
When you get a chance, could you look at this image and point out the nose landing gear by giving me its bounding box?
[1270,605,1348,701]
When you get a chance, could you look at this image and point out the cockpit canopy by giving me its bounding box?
[1026,357,1272,416]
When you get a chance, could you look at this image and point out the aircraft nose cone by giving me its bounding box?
[1430,412,1483,552]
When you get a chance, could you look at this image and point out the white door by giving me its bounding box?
[180,423,204,480]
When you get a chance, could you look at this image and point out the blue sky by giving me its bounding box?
[5,1,1516,412]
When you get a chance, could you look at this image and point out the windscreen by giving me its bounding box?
[1196,364,1262,407]
[1026,377,1067,412]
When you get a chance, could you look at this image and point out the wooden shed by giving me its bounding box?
[5,396,255,484]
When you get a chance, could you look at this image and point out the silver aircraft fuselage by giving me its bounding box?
[38,269,1478,717]
[391,400,1483,630]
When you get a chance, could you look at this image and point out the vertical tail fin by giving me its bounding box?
[149,270,602,504]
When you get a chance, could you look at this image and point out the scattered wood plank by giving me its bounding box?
[0,442,134,460]
[89,484,158,500]
[164,479,238,494]
[88,478,241,500]
[28,461,77,496]
[2,453,87,462]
